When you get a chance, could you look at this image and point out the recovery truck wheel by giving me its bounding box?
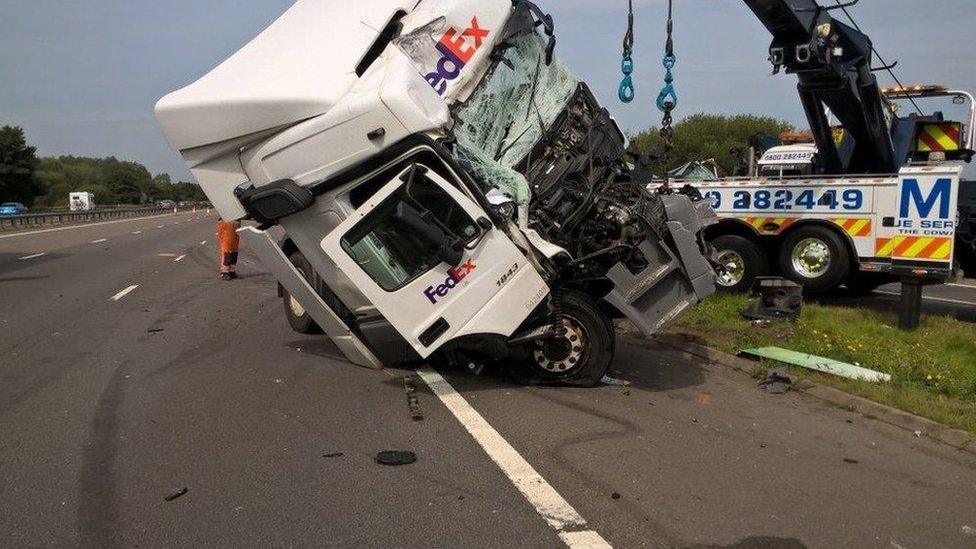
[711,235,767,293]
[282,251,323,335]
[511,292,614,388]
[779,226,850,293]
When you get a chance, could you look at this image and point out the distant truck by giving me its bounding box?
[69,192,97,212]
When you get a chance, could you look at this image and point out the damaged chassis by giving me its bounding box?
[155,0,717,385]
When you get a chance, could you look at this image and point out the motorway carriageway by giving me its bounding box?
[1,212,976,548]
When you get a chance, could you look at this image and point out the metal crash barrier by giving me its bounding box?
[0,207,175,231]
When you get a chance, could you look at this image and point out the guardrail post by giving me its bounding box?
[898,280,924,331]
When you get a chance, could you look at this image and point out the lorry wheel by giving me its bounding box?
[511,292,614,388]
[711,235,767,293]
[283,251,322,335]
[779,226,850,293]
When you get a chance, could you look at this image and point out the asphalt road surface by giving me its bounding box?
[2,213,976,548]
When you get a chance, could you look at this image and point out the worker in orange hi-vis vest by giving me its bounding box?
[216,218,242,281]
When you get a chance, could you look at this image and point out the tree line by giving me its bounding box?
[1,114,796,207]
[0,125,206,208]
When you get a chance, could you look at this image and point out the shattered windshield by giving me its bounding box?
[452,22,578,205]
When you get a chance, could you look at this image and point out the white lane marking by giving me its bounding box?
[19,253,47,260]
[110,285,139,302]
[174,255,187,263]
[0,213,175,240]
[91,238,107,244]
[947,283,976,290]
[174,222,181,225]
[417,367,611,548]
[875,290,976,308]
[157,225,164,229]
[200,241,207,246]
[157,253,178,257]
[131,230,143,235]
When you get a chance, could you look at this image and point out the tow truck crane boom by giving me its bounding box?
[743,0,897,175]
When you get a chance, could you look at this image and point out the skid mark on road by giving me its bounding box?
[76,363,128,546]
[418,367,612,548]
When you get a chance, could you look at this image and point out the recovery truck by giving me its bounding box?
[688,0,974,294]
[155,0,718,385]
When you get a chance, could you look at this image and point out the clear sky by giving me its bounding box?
[2,0,974,180]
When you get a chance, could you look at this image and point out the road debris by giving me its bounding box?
[322,453,344,459]
[611,492,622,500]
[164,487,188,501]
[147,328,165,334]
[742,347,892,383]
[758,367,792,394]
[963,525,975,537]
[375,451,417,466]
[403,376,424,422]
[843,458,860,464]
[601,375,631,387]
[741,277,802,322]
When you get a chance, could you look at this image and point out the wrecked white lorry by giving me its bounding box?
[155,0,717,385]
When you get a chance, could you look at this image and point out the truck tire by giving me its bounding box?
[779,226,851,293]
[711,235,767,293]
[283,251,323,335]
[511,292,614,388]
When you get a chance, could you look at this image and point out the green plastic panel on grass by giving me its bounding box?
[741,347,892,383]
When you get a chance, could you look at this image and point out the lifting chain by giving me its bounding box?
[657,0,677,191]
[618,0,636,103]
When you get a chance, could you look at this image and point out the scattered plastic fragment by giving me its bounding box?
[147,328,165,334]
[322,453,344,459]
[611,492,621,500]
[741,277,802,322]
[601,375,631,387]
[403,376,424,421]
[962,526,975,537]
[843,458,859,464]
[164,487,188,501]
[375,451,417,466]
[742,347,892,383]
[758,367,792,394]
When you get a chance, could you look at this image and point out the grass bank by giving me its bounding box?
[671,294,976,434]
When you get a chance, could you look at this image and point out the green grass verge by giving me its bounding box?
[673,294,976,434]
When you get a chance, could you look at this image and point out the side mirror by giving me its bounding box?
[394,201,465,267]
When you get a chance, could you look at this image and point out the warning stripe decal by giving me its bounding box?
[875,236,953,260]
[917,124,962,152]
[742,217,798,235]
[832,218,873,237]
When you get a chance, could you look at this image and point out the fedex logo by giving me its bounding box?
[424,17,490,96]
[423,260,477,304]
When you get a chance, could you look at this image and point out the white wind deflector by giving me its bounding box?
[155,0,416,152]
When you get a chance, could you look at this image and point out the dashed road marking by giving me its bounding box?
[110,285,139,302]
[158,253,178,258]
[174,255,187,263]
[91,238,107,244]
[417,367,611,549]
[19,253,47,260]
[157,225,164,229]
[132,230,142,235]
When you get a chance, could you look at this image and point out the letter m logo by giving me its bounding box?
[900,178,952,219]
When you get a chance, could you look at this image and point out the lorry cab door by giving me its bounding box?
[321,164,549,359]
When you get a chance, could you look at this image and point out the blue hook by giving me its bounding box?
[656,53,678,111]
[619,56,635,103]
